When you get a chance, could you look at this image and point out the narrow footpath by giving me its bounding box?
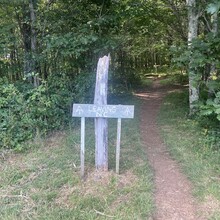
[136,80,204,220]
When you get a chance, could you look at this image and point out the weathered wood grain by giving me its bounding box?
[94,55,110,171]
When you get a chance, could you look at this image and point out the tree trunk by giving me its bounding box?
[187,0,199,114]
[29,0,39,87]
[94,55,110,171]
[16,1,38,85]
[211,12,218,36]
[208,11,219,95]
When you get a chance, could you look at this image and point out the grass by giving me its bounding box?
[0,97,154,219]
[159,73,188,86]
[158,90,220,219]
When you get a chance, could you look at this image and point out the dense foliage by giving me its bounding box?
[172,1,220,130]
[0,0,220,149]
[0,0,178,149]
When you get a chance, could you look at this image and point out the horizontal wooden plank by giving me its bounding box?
[72,104,134,118]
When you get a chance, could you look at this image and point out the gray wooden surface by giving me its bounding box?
[94,55,109,171]
[72,104,134,118]
[72,55,135,176]
[80,117,85,179]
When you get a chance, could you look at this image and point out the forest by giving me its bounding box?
[1,0,219,149]
[1,1,220,219]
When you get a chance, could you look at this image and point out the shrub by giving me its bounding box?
[0,74,75,150]
[0,81,33,149]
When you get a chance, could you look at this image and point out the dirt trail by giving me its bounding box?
[136,80,204,220]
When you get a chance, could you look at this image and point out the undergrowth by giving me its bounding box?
[159,73,188,86]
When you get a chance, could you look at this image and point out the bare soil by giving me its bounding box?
[136,80,204,220]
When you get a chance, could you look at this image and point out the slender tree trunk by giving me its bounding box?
[211,11,218,67]
[29,0,39,87]
[16,1,38,85]
[211,12,218,35]
[187,0,199,114]
[208,11,219,95]
[18,4,32,82]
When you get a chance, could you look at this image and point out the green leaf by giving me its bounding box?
[214,108,220,114]
[206,99,214,106]
[213,104,220,109]
[200,109,214,116]
[206,2,220,14]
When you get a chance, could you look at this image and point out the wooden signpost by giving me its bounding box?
[94,55,109,171]
[72,55,134,179]
[72,104,134,119]
[72,104,134,178]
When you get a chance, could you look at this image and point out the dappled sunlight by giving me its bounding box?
[135,92,164,101]
[135,79,185,102]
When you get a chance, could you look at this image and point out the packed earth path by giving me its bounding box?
[136,80,204,220]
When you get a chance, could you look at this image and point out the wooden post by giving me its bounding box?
[80,117,85,179]
[72,104,134,177]
[116,118,121,174]
[94,55,110,171]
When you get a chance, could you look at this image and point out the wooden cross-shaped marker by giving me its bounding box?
[72,104,134,178]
